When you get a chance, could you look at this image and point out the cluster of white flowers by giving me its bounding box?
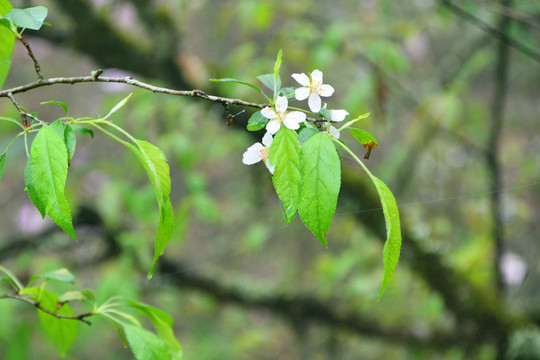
[242,70,349,173]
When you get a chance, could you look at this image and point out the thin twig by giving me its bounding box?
[18,35,44,81]
[0,293,93,325]
[6,92,43,127]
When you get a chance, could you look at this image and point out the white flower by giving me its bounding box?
[292,70,335,113]
[262,96,306,135]
[242,132,275,174]
[326,125,340,139]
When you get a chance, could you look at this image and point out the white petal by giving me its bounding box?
[264,160,275,174]
[308,92,321,113]
[283,117,301,130]
[331,109,349,122]
[242,143,264,165]
[261,106,278,119]
[292,73,310,86]
[329,125,340,139]
[319,84,334,97]
[311,69,323,84]
[285,111,306,124]
[295,87,310,101]
[275,96,288,113]
[262,132,273,147]
[266,120,281,134]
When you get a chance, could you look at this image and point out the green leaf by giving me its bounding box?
[64,125,76,166]
[133,140,174,278]
[371,177,401,299]
[3,6,48,31]
[348,128,378,159]
[41,268,75,284]
[269,128,302,224]
[209,78,268,99]
[22,287,78,357]
[257,73,281,95]
[297,127,318,146]
[25,125,76,239]
[103,93,132,120]
[298,133,341,247]
[319,108,332,121]
[348,128,378,147]
[0,265,23,291]
[0,152,5,183]
[124,299,183,359]
[246,111,268,131]
[58,291,86,303]
[41,100,69,117]
[279,87,295,98]
[0,0,15,90]
[273,49,283,80]
[48,119,64,139]
[124,325,172,360]
[70,124,94,138]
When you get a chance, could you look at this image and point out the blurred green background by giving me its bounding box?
[1,0,540,359]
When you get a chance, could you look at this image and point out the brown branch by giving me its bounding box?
[0,75,266,109]
[0,293,93,325]
[6,92,41,127]
[18,35,44,81]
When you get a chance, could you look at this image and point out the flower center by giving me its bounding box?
[310,81,322,94]
[260,148,269,161]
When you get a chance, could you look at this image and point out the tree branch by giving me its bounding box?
[17,35,44,81]
[0,293,93,325]
[439,0,540,64]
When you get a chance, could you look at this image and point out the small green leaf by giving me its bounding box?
[124,325,172,360]
[0,152,5,182]
[103,93,132,120]
[133,140,174,278]
[372,177,401,299]
[273,49,283,80]
[41,268,75,284]
[257,73,281,95]
[22,287,78,357]
[58,291,86,303]
[0,265,23,291]
[25,125,76,239]
[297,127,318,145]
[209,78,268,99]
[319,108,332,122]
[348,128,378,159]
[80,289,96,301]
[48,119,64,139]
[41,100,69,117]
[279,87,295,98]
[64,125,76,166]
[2,6,48,31]
[70,124,94,138]
[298,133,341,247]
[269,128,302,224]
[246,111,268,131]
[124,299,183,358]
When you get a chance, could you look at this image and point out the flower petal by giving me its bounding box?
[319,84,334,97]
[264,159,275,174]
[275,96,288,113]
[331,109,349,122]
[262,132,273,147]
[292,73,310,87]
[283,117,301,130]
[308,92,321,113]
[311,69,323,84]
[285,111,306,124]
[266,120,281,135]
[242,143,264,165]
[295,87,310,101]
[329,125,340,139]
[261,106,278,119]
